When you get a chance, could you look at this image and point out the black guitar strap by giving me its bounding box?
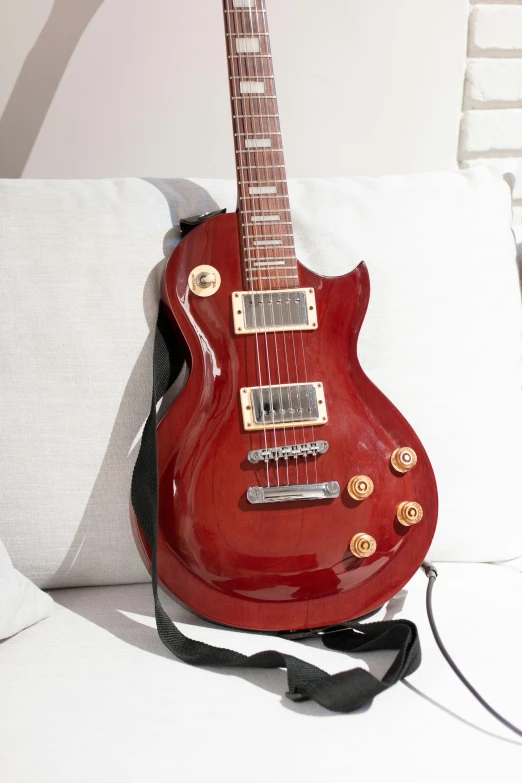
[130,306,422,712]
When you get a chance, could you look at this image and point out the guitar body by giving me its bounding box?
[134,213,438,631]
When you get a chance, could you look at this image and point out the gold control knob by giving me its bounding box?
[347,475,374,501]
[390,447,417,473]
[396,501,423,527]
[350,533,377,559]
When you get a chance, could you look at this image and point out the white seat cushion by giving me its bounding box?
[0,170,521,588]
[0,563,520,782]
[0,538,53,639]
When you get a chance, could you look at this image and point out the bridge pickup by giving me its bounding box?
[246,481,340,504]
[232,288,317,334]
[247,440,329,464]
[240,383,327,431]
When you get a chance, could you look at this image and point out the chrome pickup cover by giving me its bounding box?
[252,384,317,424]
[240,382,327,431]
[247,440,329,464]
[232,288,317,334]
[246,481,340,504]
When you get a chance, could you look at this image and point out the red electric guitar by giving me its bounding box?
[133,0,438,632]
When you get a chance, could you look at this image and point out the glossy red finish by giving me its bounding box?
[133,213,438,631]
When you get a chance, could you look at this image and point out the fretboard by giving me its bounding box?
[223,0,297,291]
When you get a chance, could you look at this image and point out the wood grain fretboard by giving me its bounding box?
[223,0,297,291]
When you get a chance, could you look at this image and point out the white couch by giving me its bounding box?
[1,173,521,781]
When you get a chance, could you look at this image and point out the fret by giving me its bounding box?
[238,149,284,154]
[245,233,294,238]
[233,114,280,119]
[244,248,296,253]
[244,257,296,263]
[239,195,290,199]
[231,96,278,101]
[251,261,295,267]
[244,231,293,237]
[245,258,296,264]
[228,55,272,58]
[226,33,270,37]
[234,132,281,136]
[243,236,294,242]
[246,275,299,281]
[241,179,287,185]
[244,256,295,260]
[228,65,275,80]
[240,208,291,213]
[237,165,285,170]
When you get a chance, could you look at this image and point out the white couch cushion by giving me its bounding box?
[0,537,52,639]
[0,564,520,782]
[0,170,520,588]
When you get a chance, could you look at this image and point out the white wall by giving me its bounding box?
[0,0,469,179]
[459,0,522,239]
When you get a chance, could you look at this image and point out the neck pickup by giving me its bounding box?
[232,288,317,334]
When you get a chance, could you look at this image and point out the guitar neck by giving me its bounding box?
[222,0,298,291]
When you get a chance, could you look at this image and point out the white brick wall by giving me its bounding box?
[469,5,522,54]
[461,109,522,153]
[465,59,522,107]
[460,2,522,239]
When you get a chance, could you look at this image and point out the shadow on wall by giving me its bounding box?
[50,179,217,588]
[50,257,163,588]
[0,0,104,178]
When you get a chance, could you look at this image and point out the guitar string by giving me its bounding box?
[229,1,270,487]
[236,2,280,487]
[256,0,311,485]
[248,0,293,487]
[232,0,315,488]
[259,0,303,486]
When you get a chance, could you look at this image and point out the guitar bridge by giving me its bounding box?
[247,440,329,464]
[246,482,340,504]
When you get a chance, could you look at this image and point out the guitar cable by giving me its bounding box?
[421,561,522,738]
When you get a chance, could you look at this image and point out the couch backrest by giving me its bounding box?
[1,171,520,588]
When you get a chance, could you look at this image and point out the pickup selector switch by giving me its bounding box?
[189,265,221,297]
[391,447,417,473]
